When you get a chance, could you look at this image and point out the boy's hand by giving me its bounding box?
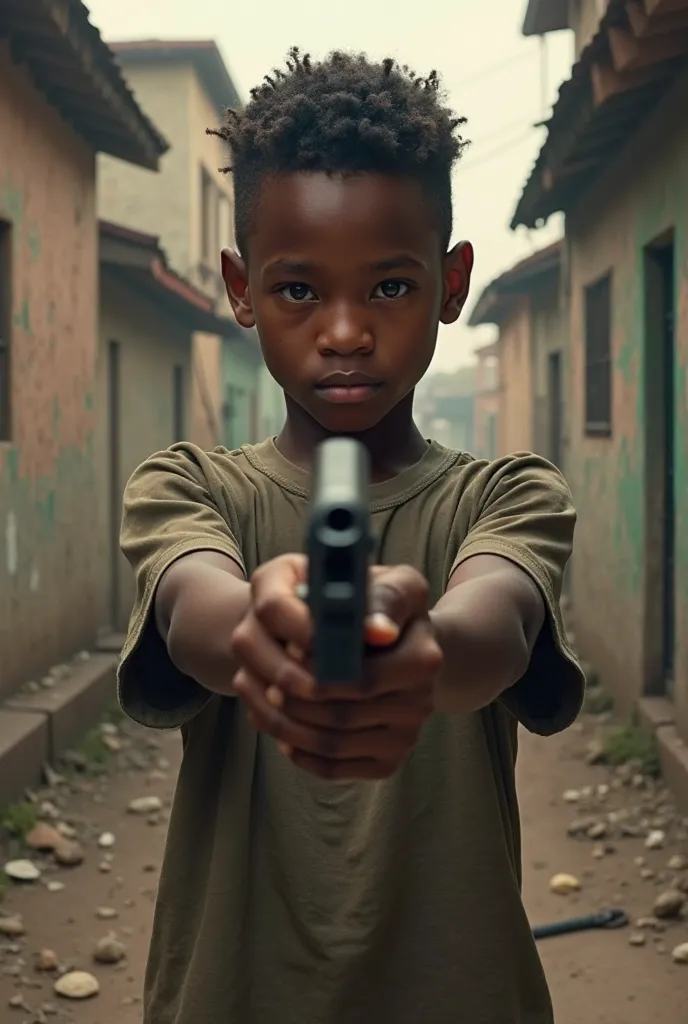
[231,560,442,780]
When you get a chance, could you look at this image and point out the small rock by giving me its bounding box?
[54,970,100,999]
[634,856,646,868]
[102,735,121,753]
[53,840,84,867]
[99,861,112,874]
[98,832,115,849]
[40,1004,58,1017]
[641,868,656,881]
[597,784,610,799]
[629,931,646,947]
[645,830,665,850]
[586,740,605,765]
[46,881,65,893]
[42,765,65,789]
[127,796,162,815]
[100,722,118,737]
[56,822,77,840]
[587,822,608,841]
[653,889,686,920]
[4,859,41,882]
[39,801,60,820]
[591,845,605,860]
[93,935,127,964]
[8,992,26,1009]
[35,949,59,972]
[567,817,596,837]
[26,824,62,851]
[667,854,687,872]
[550,873,581,896]
[62,751,88,772]
[635,917,663,931]
[96,907,118,920]
[672,942,688,964]
[0,915,25,937]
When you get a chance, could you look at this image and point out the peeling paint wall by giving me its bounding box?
[221,339,260,449]
[0,46,100,696]
[567,90,688,740]
[530,280,567,469]
[96,275,193,630]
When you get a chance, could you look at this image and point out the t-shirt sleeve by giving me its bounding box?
[451,453,585,736]
[117,443,245,730]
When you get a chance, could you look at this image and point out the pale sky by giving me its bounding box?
[86,0,572,372]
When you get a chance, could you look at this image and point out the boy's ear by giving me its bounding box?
[440,241,474,325]
[221,249,255,328]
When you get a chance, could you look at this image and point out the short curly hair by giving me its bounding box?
[209,48,469,255]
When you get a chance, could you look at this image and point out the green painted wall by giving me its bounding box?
[566,93,688,735]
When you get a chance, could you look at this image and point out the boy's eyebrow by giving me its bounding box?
[264,255,427,275]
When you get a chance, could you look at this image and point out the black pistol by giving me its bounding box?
[305,437,373,686]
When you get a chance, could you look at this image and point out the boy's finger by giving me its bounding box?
[366,565,430,645]
[230,616,315,695]
[251,554,313,649]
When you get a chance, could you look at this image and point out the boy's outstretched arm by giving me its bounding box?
[430,553,545,716]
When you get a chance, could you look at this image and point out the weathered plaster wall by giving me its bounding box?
[97,275,192,630]
[498,300,534,454]
[0,45,100,696]
[567,84,688,738]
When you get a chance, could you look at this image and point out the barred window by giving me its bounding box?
[584,273,612,436]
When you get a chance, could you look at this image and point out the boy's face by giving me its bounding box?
[222,172,473,435]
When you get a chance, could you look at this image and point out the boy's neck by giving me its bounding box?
[275,393,429,483]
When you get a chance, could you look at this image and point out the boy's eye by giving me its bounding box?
[373,280,410,300]
[278,283,317,302]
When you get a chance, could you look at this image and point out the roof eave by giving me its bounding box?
[522,0,569,37]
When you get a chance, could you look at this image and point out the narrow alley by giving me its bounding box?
[1,692,687,1023]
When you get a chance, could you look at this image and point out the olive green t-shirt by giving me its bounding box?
[118,438,583,1024]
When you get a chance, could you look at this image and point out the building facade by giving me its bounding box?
[0,6,165,698]
[514,0,688,798]
[469,243,566,467]
[98,40,270,450]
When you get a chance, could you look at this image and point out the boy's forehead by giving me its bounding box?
[250,171,441,259]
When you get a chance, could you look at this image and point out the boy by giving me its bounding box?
[119,49,583,1024]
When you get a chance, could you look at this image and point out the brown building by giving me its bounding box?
[468,242,566,468]
[514,0,688,799]
[472,342,500,461]
[0,1,166,698]
[97,221,244,632]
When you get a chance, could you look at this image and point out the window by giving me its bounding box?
[200,167,216,264]
[218,192,233,252]
[584,273,612,436]
[0,219,12,441]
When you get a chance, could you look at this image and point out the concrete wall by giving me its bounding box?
[98,65,193,275]
[531,281,567,468]
[221,339,259,448]
[97,274,192,630]
[497,300,534,454]
[0,45,100,697]
[567,76,688,740]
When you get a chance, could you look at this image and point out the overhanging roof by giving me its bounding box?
[512,0,688,229]
[109,39,242,116]
[469,241,562,327]
[0,0,168,170]
[99,221,250,341]
[523,0,569,36]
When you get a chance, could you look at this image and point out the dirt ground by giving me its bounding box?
[1,709,687,1023]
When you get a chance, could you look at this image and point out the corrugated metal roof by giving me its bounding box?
[468,240,562,326]
[0,0,168,169]
[110,39,242,116]
[511,0,688,229]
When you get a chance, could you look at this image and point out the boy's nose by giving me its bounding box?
[316,304,374,356]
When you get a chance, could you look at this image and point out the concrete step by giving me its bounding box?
[0,635,122,804]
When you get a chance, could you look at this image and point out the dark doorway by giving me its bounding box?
[644,237,675,697]
[108,340,121,630]
[547,350,563,470]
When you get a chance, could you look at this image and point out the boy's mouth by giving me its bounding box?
[314,371,383,404]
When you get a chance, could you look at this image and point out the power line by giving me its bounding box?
[458,128,541,173]
[447,48,534,92]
